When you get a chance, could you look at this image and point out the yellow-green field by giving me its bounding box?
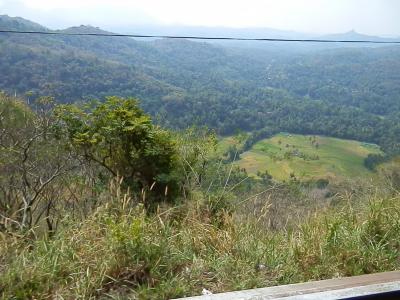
[220,133,382,181]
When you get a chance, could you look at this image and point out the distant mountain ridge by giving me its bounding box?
[1,15,398,42]
[320,30,399,42]
[60,25,110,34]
[0,14,48,31]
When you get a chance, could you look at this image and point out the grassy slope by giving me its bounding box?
[220,133,381,181]
[1,191,400,299]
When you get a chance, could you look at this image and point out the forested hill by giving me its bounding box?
[1,15,400,154]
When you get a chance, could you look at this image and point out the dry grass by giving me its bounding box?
[1,181,400,299]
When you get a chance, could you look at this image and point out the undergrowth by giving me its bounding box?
[1,188,400,299]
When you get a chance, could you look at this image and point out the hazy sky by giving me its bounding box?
[1,0,399,36]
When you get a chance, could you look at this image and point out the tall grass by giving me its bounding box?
[1,181,400,299]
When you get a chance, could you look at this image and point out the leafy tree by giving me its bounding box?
[55,96,180,203]
[225,145,240,162]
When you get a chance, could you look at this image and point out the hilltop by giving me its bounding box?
[320,29,399,42]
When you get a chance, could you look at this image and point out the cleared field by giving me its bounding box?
[220,133,382,181]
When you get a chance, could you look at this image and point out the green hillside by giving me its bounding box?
[1,16,400,155]
[221,133,382,181]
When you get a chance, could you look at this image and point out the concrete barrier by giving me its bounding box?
[174,271,400,299]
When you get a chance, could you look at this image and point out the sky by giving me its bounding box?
[0,0,399,36]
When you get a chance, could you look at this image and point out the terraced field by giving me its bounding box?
[220,133,382,181]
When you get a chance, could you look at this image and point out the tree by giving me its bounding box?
[364,153,386,170]
[0,94,74,231]
[55,96,180,203]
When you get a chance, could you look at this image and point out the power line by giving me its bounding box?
[0,29,400,44]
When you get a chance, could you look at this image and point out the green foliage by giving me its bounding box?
[256,169,273,184]
[224,144,240,162]
[55,96,180,202]
[364,153,388,170]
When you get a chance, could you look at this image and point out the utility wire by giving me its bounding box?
[0,29,400,44]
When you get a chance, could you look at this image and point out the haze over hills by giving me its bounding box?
[120,24,400,41]
[111,23,312,39]
[2,14,399,42]
[1,15,400,155]
[112,24,400,50]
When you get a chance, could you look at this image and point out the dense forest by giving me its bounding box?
[1,15,400,155]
